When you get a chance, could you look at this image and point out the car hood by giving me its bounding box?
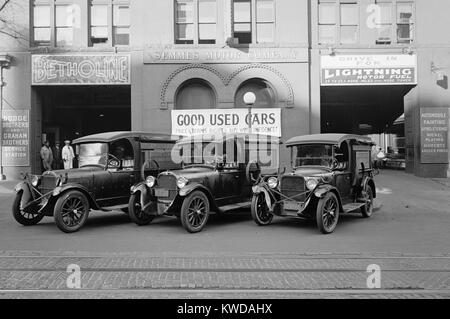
[43,167,104,180]
[159,166,216,180]
[291,167,332,177]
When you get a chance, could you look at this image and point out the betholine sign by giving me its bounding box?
[321,54,417,86]
[1,110,30,167]
[172,108,282,137]
[32,54,131,85]
[420,108,449,164]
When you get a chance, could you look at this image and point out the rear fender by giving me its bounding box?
[362,177,377,198]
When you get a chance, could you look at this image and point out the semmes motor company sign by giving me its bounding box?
[321,54,417,86]
[32,54,131,85]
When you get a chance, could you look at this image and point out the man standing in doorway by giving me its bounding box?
[52,142,62,170]
[62,140,75,170]
[40,141,53,172]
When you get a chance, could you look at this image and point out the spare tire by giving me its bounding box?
[246,160,261,185]
[140,159,159,181]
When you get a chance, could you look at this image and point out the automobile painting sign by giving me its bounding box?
[321,54,417,86]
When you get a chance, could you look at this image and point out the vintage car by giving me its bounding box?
[12,131,179,233]
[128,133,280,233]
[251,134,377,234]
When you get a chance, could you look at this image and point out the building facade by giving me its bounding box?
[0,0,449,179]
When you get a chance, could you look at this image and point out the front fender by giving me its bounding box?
[14,181,34,209]
[52,183,100,210]
[314,184,339,199]
[131,183,155,211]
[178,183,220,212]
[252,185,273,210]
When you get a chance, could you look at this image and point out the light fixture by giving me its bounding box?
[243,92,256,106]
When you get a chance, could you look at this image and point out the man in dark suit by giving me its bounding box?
[52,142,62,170]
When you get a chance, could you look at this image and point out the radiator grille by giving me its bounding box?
[40,175,57,193]
[280,175,306,201]
[156,174,177,200]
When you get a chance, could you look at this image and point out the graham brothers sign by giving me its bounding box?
[32,54,131,85]
[1,110,30,167]
[171,109,281,137]
[420,108,449,164]
[321,54,417,86]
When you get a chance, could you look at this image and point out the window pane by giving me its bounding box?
[91,26,108,37]
[257,23,274,43]
[199,24,216,40]
[234,31,251,44]
[34,28,51,43]
[397,24,412,41]
[91,5,108,26]
[319,3,335,24]
[397,2,413,23]
[56,5,72,27]
[376,25,392,40]
[319,25,335,44]
[340,3,358,25]
[378,3,392,24]
[199,0,216,23]
[34,6,50,27]
[234,23,251,32]
[113,5,130,26]
[56,28,73,46]
[234,0,251,23]
[340,25,358,43]
[176,24,194,40]
[176,1,193,23]
[113,26,130,45]
[256,0,274,22]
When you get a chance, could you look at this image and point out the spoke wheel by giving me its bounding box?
[360,185,374,218]
[180,191,210,233]
[316,192,339,234]
[128,193,155,226]
[251,193,273,226]
[54,190,90,233]
[12,191,44,226]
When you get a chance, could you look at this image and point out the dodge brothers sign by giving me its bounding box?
[321,54,417,86]
[1,110,30,167]
[32,54,131,85]
[171,109,281,137]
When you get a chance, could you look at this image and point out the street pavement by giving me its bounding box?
[0,170,449,298]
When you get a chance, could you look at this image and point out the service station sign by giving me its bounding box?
[420,108,449,164]
[321,54,417,86]
[171,109,281,137]
[32,54,131,85]
[1,110,30,167]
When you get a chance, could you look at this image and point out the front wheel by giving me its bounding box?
[53,190,90,233]
[12,192,44,226]
[360,185,374,218]
[180,191,210,233]
[128,193,155,226]
[251,193,273,226]
[316,192,340,234]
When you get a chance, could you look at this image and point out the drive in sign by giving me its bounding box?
[321,54,417,86]
[171,109,281,137]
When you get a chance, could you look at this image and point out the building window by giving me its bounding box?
[175,0,194,44]
[55,5,74,46]
[318,0,337,45]
[375,1,393,44]
[176,79,216,109]
[175,0,217,44]
[256,0,275,43]
[235,79,275,108]
[339,2,358,44]
[113,4,130,45]
[33,4,51,46]
[233,0,252,44]
[397,1,414,43]
[198,0,217,44]
[90,3,109,45]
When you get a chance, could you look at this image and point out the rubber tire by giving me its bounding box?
[12,192,44,226]
[180,191,210,233]
[315,192,340,234]
[360,185,374,218]
[53,190,90,233]
[128,193,155,226]
[251,193,273,226]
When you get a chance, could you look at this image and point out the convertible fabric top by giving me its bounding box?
[285,134,374,147]
[73,131,180,144]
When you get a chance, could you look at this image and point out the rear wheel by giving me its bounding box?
[251,193,273,226]
[316,192,339,234]
[180,191,210,233]
[12,192,44,226]
[54,190,90,233]
[360,185,374,218]
[128,193,155,226]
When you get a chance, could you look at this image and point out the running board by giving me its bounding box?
[218,202,251,212]
[101,204,128,212]
[342,202,365,213]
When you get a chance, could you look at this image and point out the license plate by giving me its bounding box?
[284,201,301,211]
[155,189,169,198]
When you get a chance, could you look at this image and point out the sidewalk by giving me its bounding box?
[0,180,18,195]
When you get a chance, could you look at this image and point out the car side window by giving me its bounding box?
[334,142,349,171]
[110,139,134,170]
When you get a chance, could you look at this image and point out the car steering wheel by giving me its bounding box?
[107,154,121,168]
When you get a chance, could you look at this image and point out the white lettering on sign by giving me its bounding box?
[171,109,281,137]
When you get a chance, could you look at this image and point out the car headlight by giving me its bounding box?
[305,178,319,191]
[30,175,39,187]
[145,176,156,188]
[267,177,278,189]
[176,176,188,189]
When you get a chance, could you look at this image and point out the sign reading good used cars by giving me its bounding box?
[171,109,281,137]
[321,54,417,86]
[1,110,30,167]
[32,54,130,85]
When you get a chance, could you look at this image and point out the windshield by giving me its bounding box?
[292,144,333,168]
[78,143,108,167]
[179,141,220,166]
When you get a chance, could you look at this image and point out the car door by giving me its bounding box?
[333,142,352,201]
